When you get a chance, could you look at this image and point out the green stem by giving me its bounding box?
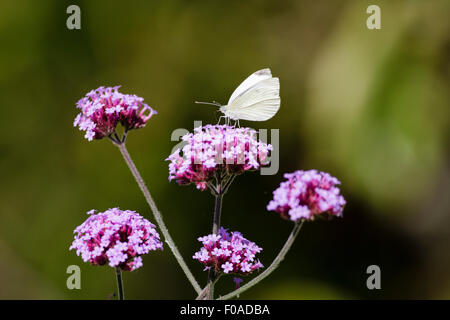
[196,273,222,300]
[218,220,305,300]
[205,176,223,300]
[212,187,223,235]
[116,142,202,294]
[115,267,124,300]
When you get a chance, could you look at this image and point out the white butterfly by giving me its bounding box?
[197,68,280,123]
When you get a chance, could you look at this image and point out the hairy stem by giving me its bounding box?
[116,142,202,294]
[196,273,222,300]
[212,188,223,235]
[115,267,124,300]
[205,176,223,300]
[218,220,305,300]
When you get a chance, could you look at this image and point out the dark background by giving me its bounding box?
[0,0,449,299]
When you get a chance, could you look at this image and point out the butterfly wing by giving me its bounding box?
[227,68,273,106]
[224,77,280,121]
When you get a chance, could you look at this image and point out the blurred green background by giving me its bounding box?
[0,0,449,299]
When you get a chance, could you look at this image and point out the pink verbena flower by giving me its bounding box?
[267,170,346,222]
[73,86,156,141]
[193,227,264,276]
[166,125,272,190]
[69,208,163,271]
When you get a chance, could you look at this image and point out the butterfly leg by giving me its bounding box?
[217,116,225,125]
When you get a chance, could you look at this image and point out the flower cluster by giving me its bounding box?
[193,227,263,275]
[73,86,156,141]
[70,208,163,271]
[267,170,346,221]
[167,125,272,190]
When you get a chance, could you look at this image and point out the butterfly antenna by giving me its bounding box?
[195,101,222,107]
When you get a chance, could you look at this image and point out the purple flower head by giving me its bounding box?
[166,125,272,190]
[69,208,163,271]
[73,86,157,141]
[267,170,346,222]
[193,227,264,276]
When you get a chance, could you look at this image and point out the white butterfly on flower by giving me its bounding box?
[196,68,280,124]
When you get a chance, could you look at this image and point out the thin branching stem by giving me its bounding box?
[196,273,222,300]
[207,182,219,196]
[218,220,305,300]
[222,174,236,193]
[115,139,201,294]
[205,173,223,299]
[107,134,121,144]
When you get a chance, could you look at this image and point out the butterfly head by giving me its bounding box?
[219,105,227,114]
